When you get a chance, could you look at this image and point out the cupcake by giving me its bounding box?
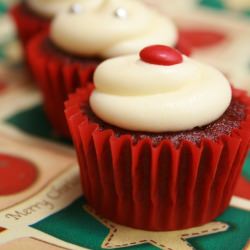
[65,45,250,231]
[10,0,88,47]
[27,0,190,137]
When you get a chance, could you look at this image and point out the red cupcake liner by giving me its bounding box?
[65,86,250,231]
[27,32,99,137]
[10,3,50,48]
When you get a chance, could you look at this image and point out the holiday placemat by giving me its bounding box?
[0,1,249,249]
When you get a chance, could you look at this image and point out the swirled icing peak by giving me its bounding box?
[50,0,178,58]
[26,0,93,18]
[90,45,232,132]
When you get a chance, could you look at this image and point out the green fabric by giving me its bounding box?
[32,198,158,250]
[190,208,250,250]
[32,198,250,250]
[243,156,250,180]
[0,3,7,15]
[33,199,115,250]
[5,104,72,145]
[200,0,224,10]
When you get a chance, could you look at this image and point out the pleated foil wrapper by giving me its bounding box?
[27,32,100,137]
[65,86,250,231]
[10,3,50,47]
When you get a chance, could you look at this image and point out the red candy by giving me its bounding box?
[140,45,183,66]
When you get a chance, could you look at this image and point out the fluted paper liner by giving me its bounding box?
[27,32,99,137]
[10,3,50,47]
[65,86,250,231]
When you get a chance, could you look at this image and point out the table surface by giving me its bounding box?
[0,1,249,249]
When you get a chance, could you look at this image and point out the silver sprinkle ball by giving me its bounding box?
[114,7,128,19]
[69,4,84,14]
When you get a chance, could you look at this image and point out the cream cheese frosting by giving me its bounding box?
[26,0,93,18]
[50,0,178,58]
[90,51,232,133]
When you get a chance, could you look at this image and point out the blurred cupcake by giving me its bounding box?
[65,45,250,231]
[27,0,190,137]
[10,0,88,47]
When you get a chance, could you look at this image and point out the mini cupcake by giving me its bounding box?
[65,45,250,231]
[10,0,88,47]
[27,0,190,137]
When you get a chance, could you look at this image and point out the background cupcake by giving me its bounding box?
[65,45,250,231]
[28,0,190,137]
[10,0,88,47]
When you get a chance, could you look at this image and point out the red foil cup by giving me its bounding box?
[65,86,250,231]
[10,3,50,48]
[27,32,100,137]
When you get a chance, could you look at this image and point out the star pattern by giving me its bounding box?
[84,206,229,250]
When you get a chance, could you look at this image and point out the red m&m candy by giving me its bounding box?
[140,45,183,66]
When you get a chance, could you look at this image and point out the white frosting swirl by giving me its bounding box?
[50,0,178,58]
[90,55,232,132]
[26,0,93,18]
